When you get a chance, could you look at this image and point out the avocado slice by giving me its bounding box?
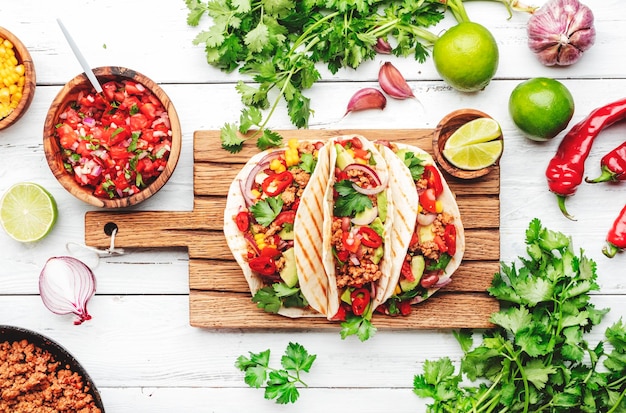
[335,143,355,170]
[279,247,298,288]
[377,190,387,223]
[399,255,425,292]
[371,246,384,265]
[278,227,294,240]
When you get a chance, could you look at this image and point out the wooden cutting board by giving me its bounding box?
[84,129,500,330]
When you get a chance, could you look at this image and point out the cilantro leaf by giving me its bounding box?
[298,152,316,174]
[250,196,283,226]
[252,286,282,313]
[333,180,372,217]
[257,129,283,151]
[220,123,245,153]
[235,342,316,404]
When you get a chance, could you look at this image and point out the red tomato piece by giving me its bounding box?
[419,188,438,214]
[444,224,457,256]
[341,232,361,254]
[350,288,370,316]
[423,165,444,197]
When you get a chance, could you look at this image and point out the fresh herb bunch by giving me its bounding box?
[414,218,626,412]
[235,342,317,404]
[185,0,445,152]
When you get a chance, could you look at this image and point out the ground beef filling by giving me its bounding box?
[0,339,101,413]
[331,218,382,288]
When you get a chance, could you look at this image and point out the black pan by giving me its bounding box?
[0,325,105,411]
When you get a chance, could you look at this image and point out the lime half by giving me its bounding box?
[443,140,503,171]
[0,182,58,242]
[444,117,502,149]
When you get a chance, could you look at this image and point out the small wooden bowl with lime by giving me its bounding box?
[432,109,503,180]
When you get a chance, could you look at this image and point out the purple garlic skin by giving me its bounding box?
[527,0,596,66]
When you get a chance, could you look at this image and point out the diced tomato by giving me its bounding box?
[352,148,370,160]
[398,301,412,316]
[444,224,457,255]
[129,113,149,131]
[433,235,448,253]
[401,260,414,281]
[342,232,361,253]
[140,102,158,119]
[274,210,296,227]
[102,81,118,101]
[57,124,78,149]
[350,288,370,316]
[124,81,142,95]
[109,146,131,160]
[260,246,281,259]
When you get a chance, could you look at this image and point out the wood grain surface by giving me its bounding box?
[84,129,500,329]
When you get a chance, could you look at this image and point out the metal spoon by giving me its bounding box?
[56,18,104,95]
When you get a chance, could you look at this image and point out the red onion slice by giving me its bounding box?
[240,151,285,206]
[417,212,437,226]
[39,256,96,325]
[343,163,388,195]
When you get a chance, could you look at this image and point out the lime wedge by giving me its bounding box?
[0,182,58,243]
[443,140,503,171]
[444,117,502,149]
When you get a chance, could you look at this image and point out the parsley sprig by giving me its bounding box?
[235,342,317,404]
[413,218,626,412]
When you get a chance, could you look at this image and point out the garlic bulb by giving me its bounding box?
[527,0,595,66]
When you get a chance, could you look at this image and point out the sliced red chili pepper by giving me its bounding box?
[358,226,382,248]
[274,210,296,227]
[350,288,371,316]
[423,165,444,197]
[443,224,457,256]
[419,188,438,214]
[261,171,293,196]
[330,304,348,321]
[341,232,361,254]
[248,256,277,276]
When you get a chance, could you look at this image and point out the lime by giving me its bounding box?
[0,182,58,243]
[433,22,499,92]
[444,117,502,149]
[443,140,503,171]
[508,77,575,141]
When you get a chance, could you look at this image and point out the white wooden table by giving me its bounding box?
[1,1,625,411]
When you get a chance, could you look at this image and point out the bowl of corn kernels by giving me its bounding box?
[0,27,36,131]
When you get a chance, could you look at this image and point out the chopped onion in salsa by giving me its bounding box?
[54,79,172,199]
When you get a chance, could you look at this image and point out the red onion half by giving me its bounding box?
[39,256,96,325]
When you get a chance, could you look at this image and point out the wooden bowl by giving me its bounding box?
[43,66,181,208]
[0,27,36,131]
[432,108,503,180]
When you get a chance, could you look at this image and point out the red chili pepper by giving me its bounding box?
[350,288,371,316]
[248,256,277,276]
[546,97,626,220]
[419,188,438,214]
[603,204,626,258]
[261,171,293,196]
[586,141,626,184]
[358,227,382,248]
[443,224,457,256]
[423,165,444,197]
[341,232,361,253]
[330,303,349,321]
[235,211,249,232]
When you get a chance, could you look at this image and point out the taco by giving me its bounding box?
[376,142,465,315]
[320,135,395,336]
[224,138,330,317]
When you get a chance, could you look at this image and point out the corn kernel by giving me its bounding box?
[250,189,262,199]
[435,200,443,213]
[285,148,299,167]
[287,138,299,149]
[418,204,423,213]
[270,158,286,173]
[394,285,402,295]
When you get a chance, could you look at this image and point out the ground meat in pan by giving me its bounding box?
[0,339,102,413]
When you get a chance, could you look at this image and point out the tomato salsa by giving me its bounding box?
[54,79,172,199]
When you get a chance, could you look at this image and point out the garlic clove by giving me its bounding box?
[374,38,392,54]
[345,88,387,115]
[378,61,414,100]
[527,0,595,66]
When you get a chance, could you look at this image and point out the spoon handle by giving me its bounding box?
[56,19,103,94]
